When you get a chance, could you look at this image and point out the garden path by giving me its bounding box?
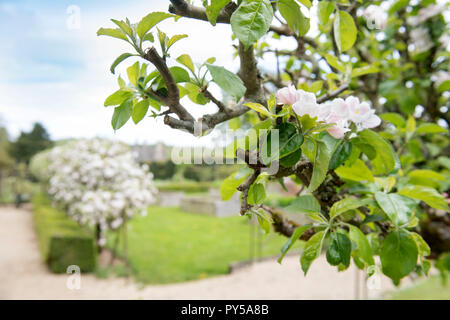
[0,207,400,300]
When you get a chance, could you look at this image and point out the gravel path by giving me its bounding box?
[0,206,399,300]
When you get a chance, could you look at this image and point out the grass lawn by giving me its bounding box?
[387,276,450,300]
[106,206,298,284]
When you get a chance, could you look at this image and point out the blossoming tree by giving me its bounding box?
[46,139,157,251]
[97,0,449,285]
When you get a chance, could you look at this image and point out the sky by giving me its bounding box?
[0,0,259,146]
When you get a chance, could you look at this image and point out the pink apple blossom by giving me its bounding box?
[276,85,301,105]
[292,90,319,117]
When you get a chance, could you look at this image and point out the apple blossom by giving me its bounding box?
[276,84,301,105]
[361,5,388,30]
[409,28,433,53]
[291,90,319,117]
[276,86,381,139]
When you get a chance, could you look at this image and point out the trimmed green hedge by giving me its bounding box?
[154,180,221,193]
[32,194,97,273]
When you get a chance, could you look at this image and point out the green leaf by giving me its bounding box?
[348,225,375,266]
[406,115,416,136]
[285,195,321,213]
[297,0,312,8]
[416,123,448,134]
[206,0,232,26]
[380,113,405,127]
[169,66,190,83]
[137,12,176,39]
[280,148,302,167]
[438,80,450,92]
[324,53,346,73]
[244,103,273,117]
[329,140,353,170]
[167,34,188,50]
[185,83,209,105]
[278,0,310,37]
[111,99,132,130]
[408,169,445,181]
[335,159,374,182]
[317,1,335,28]
[97,28,129,42]
[398,185,449,211]
[176,54,195,74]
[278,225,311,264]
[127,62,140,87]
[358,129,396,175]
[351,65,379,78]
[375,192,416,226]
[142,32,155,43]
[132,99,150,124]
[301,230,327,275]
[206,64,246,100]
[262,123,304,165]
[380,230,418,285]
[333,10,357,52]
[230,0,274,49]
[308,140,331,192]
[110,53,135,74]
[220,167,252,200]
[104,89,134,107]
[410,232,431,257]
[329,198,364,220]
[326,232,351,267]
[248,183,266,205]
[111,19,133,37]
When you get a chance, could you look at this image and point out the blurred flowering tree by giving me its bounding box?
[98,0,449,285]
[44,139,157,250]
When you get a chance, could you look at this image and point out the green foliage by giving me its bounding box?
[206,0,231,26]
[206,64,246,100]
[230,0,273,49]
[308,140,330,192]
[285,195,320,213]
[300,230,326,275]
[278,225,311,263]
[9,123,53,164]
[278,0,309,37]
[380,230,418,286]
[326,232,351,268]
[333,10,357,52]
[149,160,176,180]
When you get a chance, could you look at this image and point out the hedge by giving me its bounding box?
[32,194,97,273]
[154,180,221,193]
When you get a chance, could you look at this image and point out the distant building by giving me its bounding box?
[132,142,170,163]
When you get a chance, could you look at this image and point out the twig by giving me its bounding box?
[201,88,227,113]
[237,169,261,215]
[143,47,194,122]
[317,84,349,103]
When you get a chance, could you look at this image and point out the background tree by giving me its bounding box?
[9,122,53,165]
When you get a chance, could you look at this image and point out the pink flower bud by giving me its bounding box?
[276,85,300,105]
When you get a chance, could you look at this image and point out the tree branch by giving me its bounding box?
[317,84,349,103]
[143,47,194,122]
[237,169,261,215]
[201,88,227,113]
